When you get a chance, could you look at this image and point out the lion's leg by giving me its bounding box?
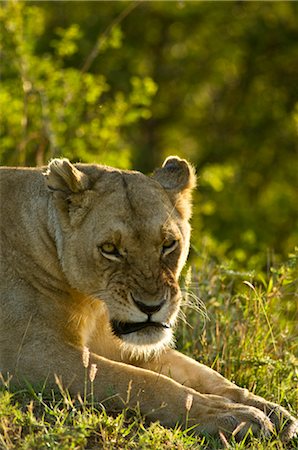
[139,349,298,440]
[11,340,275,440]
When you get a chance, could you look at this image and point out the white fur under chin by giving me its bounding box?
[119,327,174,361]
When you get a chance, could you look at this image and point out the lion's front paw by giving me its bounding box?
[267,407,298,442]
[193,403,274,441]
[279,417,298,443]
[219,406,274,441]
[246,396,298,442]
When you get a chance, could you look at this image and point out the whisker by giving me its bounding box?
[180,289,208,318]
[177,288,209,330]
[177,307,194,328]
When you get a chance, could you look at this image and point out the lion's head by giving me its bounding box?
[45,156,196,355]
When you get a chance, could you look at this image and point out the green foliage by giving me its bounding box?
[0,1,157,169]
[51,25,83,58]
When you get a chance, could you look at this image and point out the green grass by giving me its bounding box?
[1,252,297,449]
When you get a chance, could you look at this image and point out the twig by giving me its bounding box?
[38,89,59,159]
[81,1,142,74]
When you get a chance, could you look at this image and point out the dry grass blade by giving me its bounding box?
[219,431,230,448]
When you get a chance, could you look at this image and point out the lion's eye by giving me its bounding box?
[99,243,121,261]
[101,243,117,254]
[162,239,178,256]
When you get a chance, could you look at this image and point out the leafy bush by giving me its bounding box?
[0,1,157,168]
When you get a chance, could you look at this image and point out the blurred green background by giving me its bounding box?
[1,1,297,269]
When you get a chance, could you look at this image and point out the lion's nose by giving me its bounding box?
[133,297,166,316]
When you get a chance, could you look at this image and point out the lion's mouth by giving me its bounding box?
[111,320,170,337]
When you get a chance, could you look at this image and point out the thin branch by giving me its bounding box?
[38,90,59,159]
[81,1,142,74]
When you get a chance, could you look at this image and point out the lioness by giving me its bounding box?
[0,157,297,441]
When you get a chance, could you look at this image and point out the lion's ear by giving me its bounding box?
[153,156,196,192]
[44,158,90,194]
[153,156,196,219]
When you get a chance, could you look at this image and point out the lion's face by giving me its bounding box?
[46,157,196,353]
